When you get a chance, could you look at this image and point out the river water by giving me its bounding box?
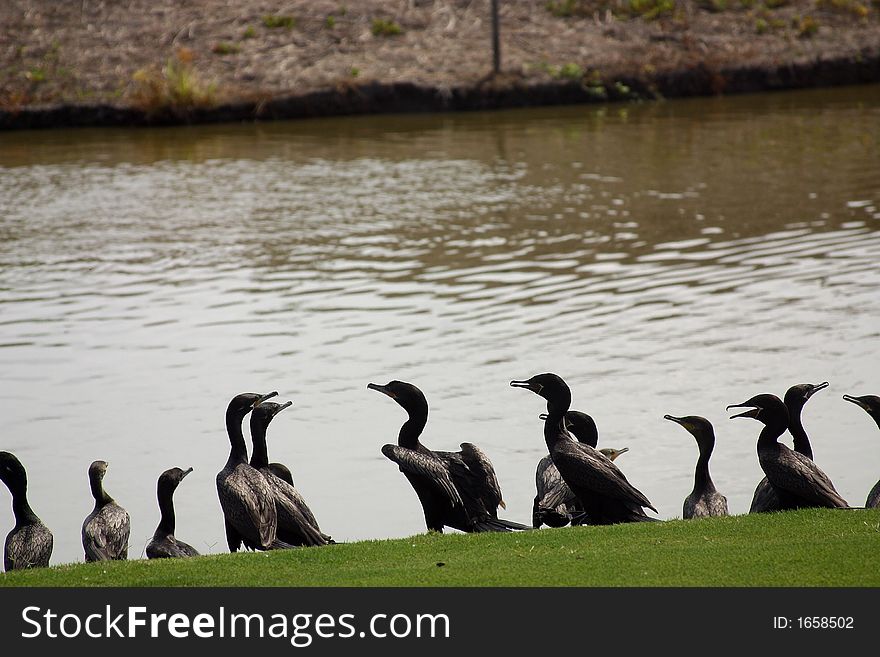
[1,85,879,566]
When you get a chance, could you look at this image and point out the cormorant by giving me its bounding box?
[269,462,294,487]
[82,460,131,562]
[728,393,849,509]
[368,380,529,533]
[0,452,53,571]
[663,415,728,519]
[146,467,199,559]
[216,391,291,552]
[250,401,332,546]
[842,393,880,508]
[511,373,658,525]
[533,411,629,528]
[750,382,828,513]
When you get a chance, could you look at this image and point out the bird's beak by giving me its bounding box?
[510,379,540,392]
[367,383,395,399]
[538,413,548,421]
[181,467,193,479]
[726,403,760,420]
[842,394,868,410]
[274,401,293,416]
[257,391,279,406]
[805,381,829,399]
[663,414,685,426]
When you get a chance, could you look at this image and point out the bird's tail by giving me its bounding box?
[473,517,534,532]
[269,539,299,550]
[533,505,572,529]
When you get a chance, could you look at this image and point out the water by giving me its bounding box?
[1,85,879,566]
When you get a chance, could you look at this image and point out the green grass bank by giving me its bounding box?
[3,508,878,587]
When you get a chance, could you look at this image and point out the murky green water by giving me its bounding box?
[1,85,879,565]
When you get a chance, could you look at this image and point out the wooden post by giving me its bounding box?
[491,0,501,74]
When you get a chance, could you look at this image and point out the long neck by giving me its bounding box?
[250,423,270,470]
[90,475,112,510]
[543,398,570,452]
[787,407,813,460]
[693,442,713,493]
[757,420,787,451]
[398,407,427,449]
[156,486,176,536]
[9,480,39,528]
[225,408,248,464]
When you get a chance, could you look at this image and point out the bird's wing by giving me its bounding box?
[459,442,505,510]
[219,465,278,549]
[382,444,464,508]
[82,504,130,560]
[266,473,328,547]
[762,447,849,508]
[535,456,575,511]
[6,524,53,569]
[552,442,657,512]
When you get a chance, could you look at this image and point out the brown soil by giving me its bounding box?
[2,0,879,129]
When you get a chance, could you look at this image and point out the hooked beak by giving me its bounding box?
[726,403,760,420]
[510,379,540,393]
[181,467,193,479]
[805,381,829,399]
[256,391,279,406]
[843,394,868,410]
[273,400,293,417]
[538,413,548,421]
[367,383,395,399]
[663,414,686,426]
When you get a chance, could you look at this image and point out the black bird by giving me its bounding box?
[146,467,199,559]
[82,460,131,562]
[216,391,291,552]
[0,452,53,571]
[368,380,528,533]
[750,382,828,513]
[842,393,880,508]
[269,462,294,487]
[511,373,658,525]
[533,411,629,528]
[728,393,849,509]
[250,401,332,547]
[664,415,728,519]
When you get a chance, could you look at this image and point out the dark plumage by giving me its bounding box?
[146,467,199,559]
[82,460,131,562]
[532,411,628,528]
[0,452,53,571]
[250,401,332,547]
[842,393,880,508]
[216,391,290,552]
[750,382,828,513]
[511,373,658,525]
[728,393,849,510]
[664,415,728,519]
[268,462,294,487]
[368,380,529,533]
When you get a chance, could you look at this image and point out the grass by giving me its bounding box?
[2,509,878,587]
[262,14,295,29]
[129,49,217,111]
[371,18,403,37]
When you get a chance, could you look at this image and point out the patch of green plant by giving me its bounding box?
[795,15,820,37]
[242,26,257,39]
[764,0,789,8]
[24,67,47,83]
[546,0,582,16]
[3,510,878,587]
[755,17,769,33]
[624,0,675,20]
[816,0,870,17]
[325,15,337,28]
[371,18,403,36]
[350,67,360,78]
[696,0,727,11]
[129,49,218,112]
[211,42,240,55]
[262,14,295,29]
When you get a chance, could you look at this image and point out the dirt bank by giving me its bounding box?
[2,0,879,129]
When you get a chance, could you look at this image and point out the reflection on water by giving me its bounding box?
[1,86,879,565]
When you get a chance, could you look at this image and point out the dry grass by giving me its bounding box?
[0,0,878,109]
